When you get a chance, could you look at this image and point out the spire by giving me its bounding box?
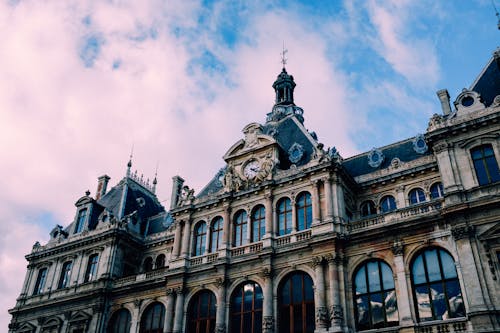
[126,145,133,177]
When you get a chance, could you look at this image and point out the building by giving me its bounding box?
[8,49,500,333]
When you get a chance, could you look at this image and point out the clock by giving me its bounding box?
[243,160,261,179]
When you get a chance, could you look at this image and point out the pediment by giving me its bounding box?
[478,222,500,240]
[223,123,277,161]
[75,195,93,207]
[69,310,91,323]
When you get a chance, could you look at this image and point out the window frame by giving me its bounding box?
[210,217,223,253]
[278,271,315,333]
[430,182,444,200]
[360,200,377,217]
[380,196,397,213]
[187,290,217,333]
[230,282,264,333]
[277,197,293,236]
[33,267,48,295]
[296,192,312,231]
[233,210,248,247]
[58,261,73,289]
[251,205,266,242]
[193,221,207,256]
[74,208,87,234]
[155,254,165,269]
[108,308,132,333]
[409,188,426,205]
[84,253,99,282]
[139,302,165,333]
[471,144,500,185]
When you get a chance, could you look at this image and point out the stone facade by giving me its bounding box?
[8,53,500,333]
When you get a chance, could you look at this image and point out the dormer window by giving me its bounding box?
[74,208,87,234]
[471,145,500,185]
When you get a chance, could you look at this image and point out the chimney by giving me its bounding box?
[170,176,184,210]
[96,175,110,201]
[436,89,452,115]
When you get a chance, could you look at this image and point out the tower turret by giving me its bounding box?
[273,68,296,106]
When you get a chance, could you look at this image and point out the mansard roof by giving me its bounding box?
[470,50,500,107]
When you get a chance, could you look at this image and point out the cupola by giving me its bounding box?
[273,68,296,106]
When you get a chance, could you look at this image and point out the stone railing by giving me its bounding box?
[189,252,220,267]
[230,242,263,257]
[296,229,312,242]
[348,199,444,232]
[416,319,467,333]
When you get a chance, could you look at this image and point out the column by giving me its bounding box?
[262,269,274,333]
[130,299,142,333]
[165,288,175,333]
[216,281,227,333]
[222,206,231,248]
[395,185,406,210]
[311,180,321,225]
[181,220,192,257]
[313,257,328,330]
[324,177,334,221]
[291,197,297,233]
[245,209,251,245]
[172,287,185,333]
[452,226,488,312]
[264,194,273,237]
[391,242,413,325]
[327,254,343,332]
[19,264,35,298]
[171,224,182,259]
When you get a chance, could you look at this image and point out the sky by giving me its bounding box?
[0,0,498,328]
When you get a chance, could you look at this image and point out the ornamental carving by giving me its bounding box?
[288,142,305,164]
[391,240,404,256]
[133,299,143,308]
[452,226,476,240]
[330,305,344,321]
[311,256,323,268]
[367,148,384,168]
[215,323,226,333]
[215,277,226,289]
[315,306,329,327]
[262,316,274,331]
[260,267,273,279]
[413,134,428,154]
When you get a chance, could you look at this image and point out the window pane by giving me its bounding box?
[474,159,490,185]
[445,280,465,318]
[292,274,302,302]
[424,249,441,282]
[367,261,381,292]
[370,293,384,327]
[440,251,457,279]
[381,263,394,289]
[304,275,314,301]
[415,285,432,321]
[429,282,446,320]
[355,266,367,294]
[412,255,426,284]
[356,295,370,329]
[385,290,399,323]
[486,156,500,182]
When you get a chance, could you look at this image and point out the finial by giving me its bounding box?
[152,161,158,194]
[126,144,134,177]
[492,0,500,29]
[280,41,288,69]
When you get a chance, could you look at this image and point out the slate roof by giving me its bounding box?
[98,177,164,219]
[471,53,500,107]
[146,214,170,235]
[342,138,432,178]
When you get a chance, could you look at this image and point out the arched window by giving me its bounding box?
[430,183,444,199]
[210,217,223,253]
[187,290,216,333]
[155,254,165,269]
[471,144,500,185]
[360,201,376,217]
[84,254,99,282]
[193,222,207,256]
[108,308,131,333]
[278,271,315,333]
[230,282,263,333]
[234,210,248,247]
[143,257,153,272]
[251,206,266,242]
[74,208,87,234]
[411,248,465,322]
[409,188,426,205]
[139,302,165,333]
[296,192,312,231]
[380,196,397,213]
[58,261,72,289]
[353,260,398,330]
[278,198,293,236]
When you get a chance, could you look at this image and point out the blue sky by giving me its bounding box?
[0,0,498,328]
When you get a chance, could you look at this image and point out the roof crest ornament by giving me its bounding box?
[126,144,134,177]
[280,41,288,69]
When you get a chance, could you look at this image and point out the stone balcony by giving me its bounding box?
[347,199,444,233]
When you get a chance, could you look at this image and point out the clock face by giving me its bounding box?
[243,160,261,179]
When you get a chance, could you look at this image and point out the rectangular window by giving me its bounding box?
[472,145,500,185]
[33,268,47,295]
[84,254,99,282]
[58,261,72,289]
[74,208,87,234]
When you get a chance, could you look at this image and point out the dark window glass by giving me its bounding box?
[74,208,87,234]
[471,145,500,185]
[58,261,72,289]
[278,198,292,236]
[296,192,312,231]
[430,183,444,199]
[107,308,131,333]
[278,272,315,333]
[33,268,47,295]
[353,260,399,330]
[409,188,426,205]
[84,254,99,282]
[144,257,153,272]
[251,206,266,242]
[380,196,396,213]
[187,290,216,333]
[411,248,465,322]
[360,201,376,217]
[230,282,263,333]
[139,302,165,333]
[155,254,165,269]
[194,222,207,256]
[210,217,223,253]
[234,211,248,247]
